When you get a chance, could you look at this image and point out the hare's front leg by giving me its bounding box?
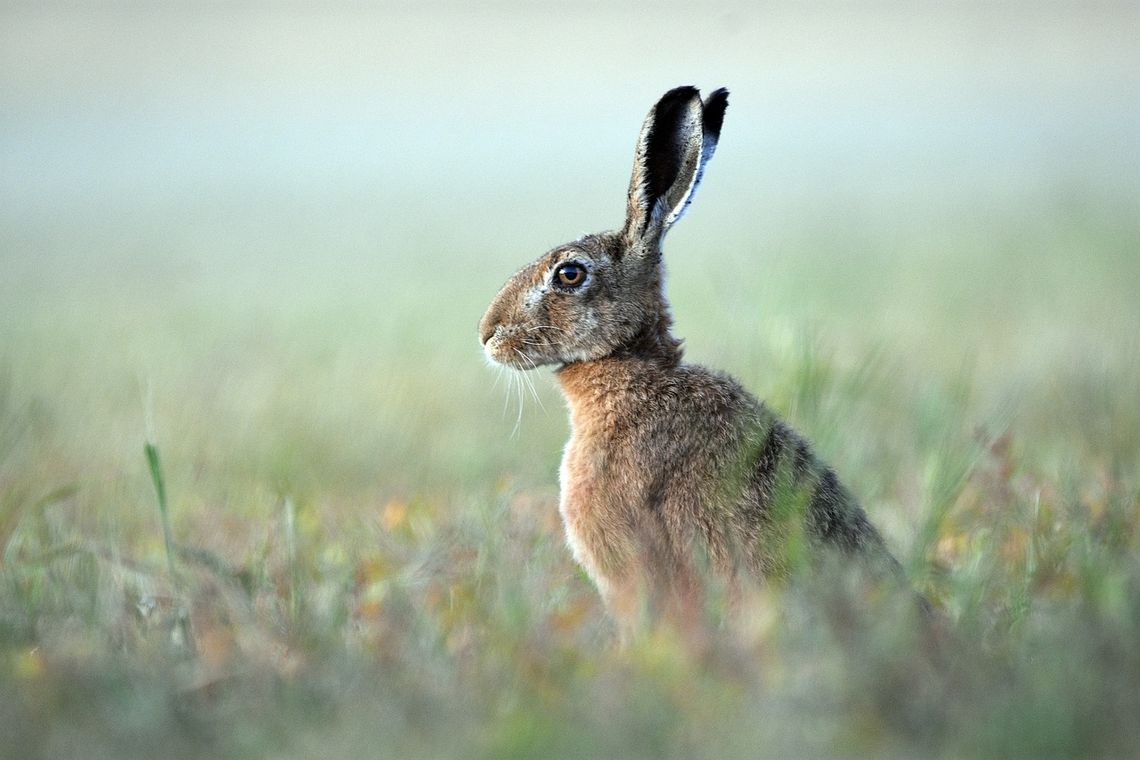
[558,499,644,640]
[559,516,644,639]
[596,562,711,651]
[593,571,645,645]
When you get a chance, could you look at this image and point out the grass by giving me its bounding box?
[2,189,1138,758]
[1,4,1138,749]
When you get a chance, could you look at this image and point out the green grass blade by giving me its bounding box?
[144,440,193,653]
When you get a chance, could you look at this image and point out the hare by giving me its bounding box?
[479,86,901,635]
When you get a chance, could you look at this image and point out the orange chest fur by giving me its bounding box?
[558,429,645,579]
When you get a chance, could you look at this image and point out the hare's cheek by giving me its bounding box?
[572,310,599,338]
[522,284,550,315]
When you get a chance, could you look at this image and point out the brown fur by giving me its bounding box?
[480,87,899,636]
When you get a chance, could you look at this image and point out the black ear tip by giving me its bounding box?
[706,87,729,107]
[702,88,729,139]
[655,85,701,112]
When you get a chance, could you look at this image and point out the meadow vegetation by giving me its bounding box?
[2,187,1138,758]
[2,5,1138,758]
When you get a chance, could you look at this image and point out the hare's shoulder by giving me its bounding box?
[666,362,769,426]
[615,361,770,463]
[673,362,753,400]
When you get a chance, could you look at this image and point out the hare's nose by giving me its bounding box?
[479,316,499,346]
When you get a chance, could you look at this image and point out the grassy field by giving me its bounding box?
[3,5,1140,758]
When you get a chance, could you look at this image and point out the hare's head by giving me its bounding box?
[480,86,728,370]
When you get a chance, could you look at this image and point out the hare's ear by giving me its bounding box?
[622,86,729,253]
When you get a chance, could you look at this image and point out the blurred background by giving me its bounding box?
[2,3,1139,757]
[3,3,1138,489]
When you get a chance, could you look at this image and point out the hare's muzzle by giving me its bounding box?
[479,314,499,346]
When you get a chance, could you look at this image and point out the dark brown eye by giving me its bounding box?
[555,262,586,288]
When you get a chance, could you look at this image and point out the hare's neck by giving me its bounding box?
[556,355,674,437]
[617,312,683,367]
[557,311,682,433]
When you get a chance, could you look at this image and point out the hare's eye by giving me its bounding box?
[555,262,587,289]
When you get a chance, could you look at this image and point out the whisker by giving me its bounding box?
[511,369,525,439]
[489,364,505,394]
[512,349,547,414]
[501,368,514,419]
[512,349,538,405]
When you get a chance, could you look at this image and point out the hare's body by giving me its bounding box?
[558,350,890,627]
[481,87,898,633]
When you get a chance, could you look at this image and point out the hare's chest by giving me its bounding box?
[558,437,601,568]
[557,435,638,584]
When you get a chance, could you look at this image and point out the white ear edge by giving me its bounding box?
[661,137,705,232]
